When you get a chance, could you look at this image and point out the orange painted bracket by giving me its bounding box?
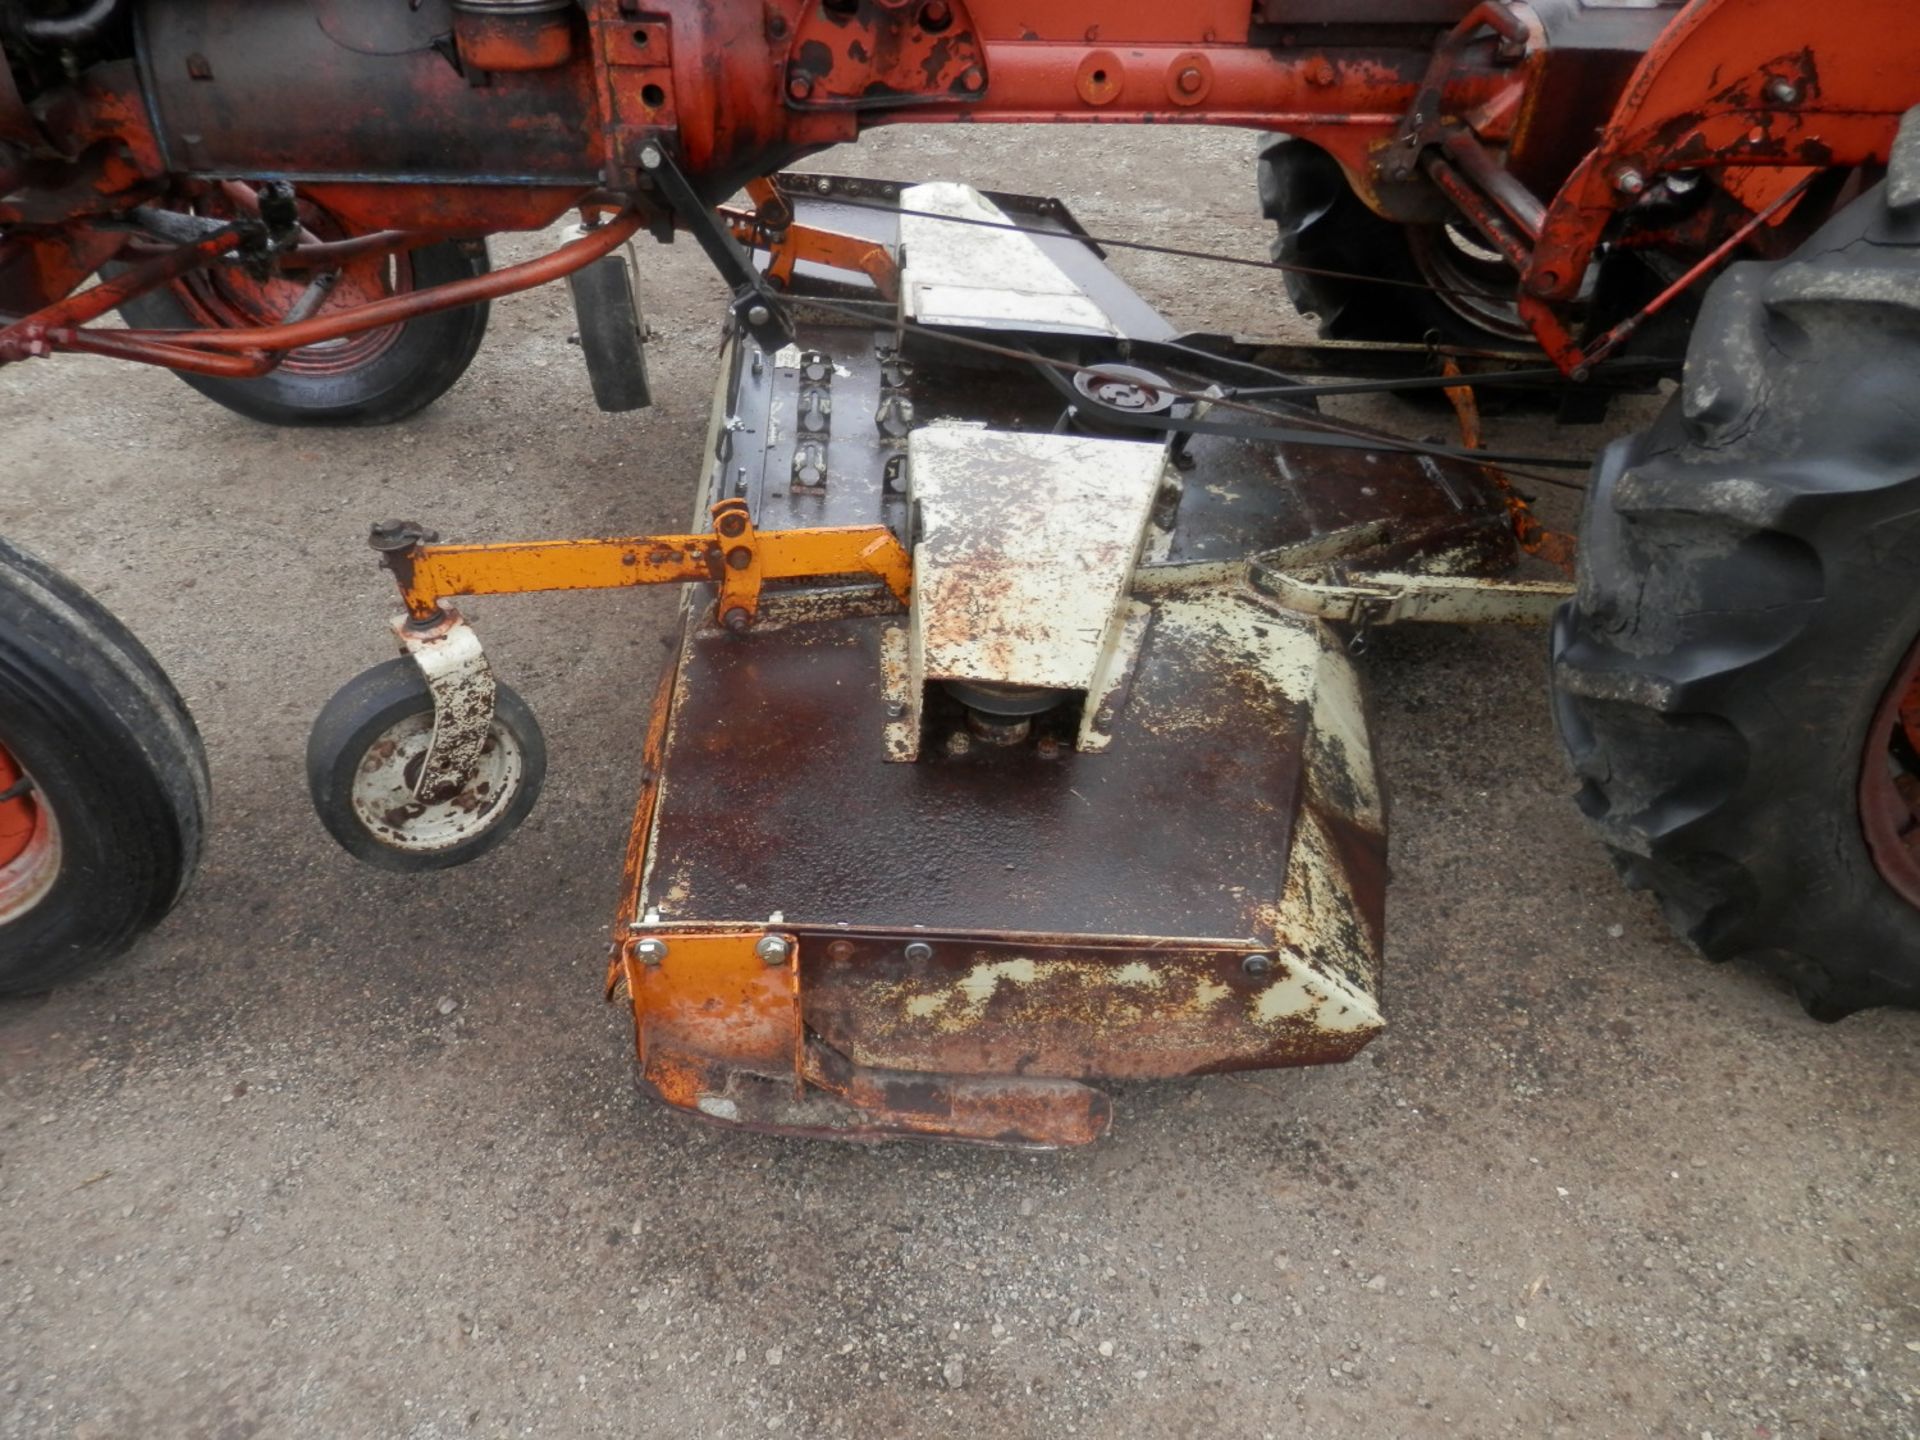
[1526,0,1920,317]
[378,503,912,624]
[617,928,802,1079]
[720,201,901,301]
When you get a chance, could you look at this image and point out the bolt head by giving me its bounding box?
[756,934,793,966]
[722,606,752,634]
[904,941,934,964]
[959,66,984,93]
[746,304,772,328]
[788,76,812,101]
[638,144,663,171]
[1242,953,1273,977]
[1612,166,1645,196]
[1176,66,1204,95]
[945,731,972,757]
[1766,76,1800,105]
[634,937,669,965]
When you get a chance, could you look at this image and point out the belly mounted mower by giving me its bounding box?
[5,0,1920,1144]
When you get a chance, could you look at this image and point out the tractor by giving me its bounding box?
[3,0,1917,1143]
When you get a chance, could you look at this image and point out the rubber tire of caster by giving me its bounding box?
[307,658,546,872]
[0,538,209,996]
[115,242,491,427]
[1549,136,1920,1019]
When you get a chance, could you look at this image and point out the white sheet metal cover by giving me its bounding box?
[899,182,1122,335]
[909,426,1165,694]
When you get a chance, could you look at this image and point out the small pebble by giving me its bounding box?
[942,1356,964,1389]
[437,996,458,1016]
[1097,1340,1115,1358]
[1365,1274,1387,1292]
[766,1346,783,1366]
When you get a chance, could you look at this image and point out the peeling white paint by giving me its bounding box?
[911,427,1163,696]
[900,183,1122,336]
[1253,957,1381,1034]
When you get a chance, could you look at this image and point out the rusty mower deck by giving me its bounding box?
[317,177,1568,1146]
[599,179,1552,1145]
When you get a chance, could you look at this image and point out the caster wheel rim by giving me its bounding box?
[0,742,62,925]
[349,711,527,857]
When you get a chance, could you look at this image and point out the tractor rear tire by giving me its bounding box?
[1550,140,1920,1018]
[116,238,490,427]
[1257,136,1532,351]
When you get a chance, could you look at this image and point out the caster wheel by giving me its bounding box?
[307,658,545,872]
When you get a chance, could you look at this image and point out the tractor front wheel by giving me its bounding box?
[0,539,209,995]
[1257,136,1534,351]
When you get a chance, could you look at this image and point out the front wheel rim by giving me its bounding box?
[164,192,413,376]
[0,743,62,925]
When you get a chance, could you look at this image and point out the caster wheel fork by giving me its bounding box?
[307,611,547,871]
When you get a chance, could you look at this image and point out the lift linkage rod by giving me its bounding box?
[369,500,914,633]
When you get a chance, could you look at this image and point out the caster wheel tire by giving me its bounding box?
[113,190,489,426]
[307,658,546,872]
[0,538,209,996]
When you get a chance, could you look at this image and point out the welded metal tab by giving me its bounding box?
[899,183,1123,335]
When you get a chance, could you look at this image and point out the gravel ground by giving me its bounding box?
[3,126,1918,1440]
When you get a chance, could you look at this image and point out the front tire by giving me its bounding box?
[0,539,209,995]
[1550,131,1920,1018]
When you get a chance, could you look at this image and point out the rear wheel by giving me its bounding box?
[1550,130,1920,1018]
[0,539,208,995]
[115,189,490,426]
[1257,137,1531,350]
